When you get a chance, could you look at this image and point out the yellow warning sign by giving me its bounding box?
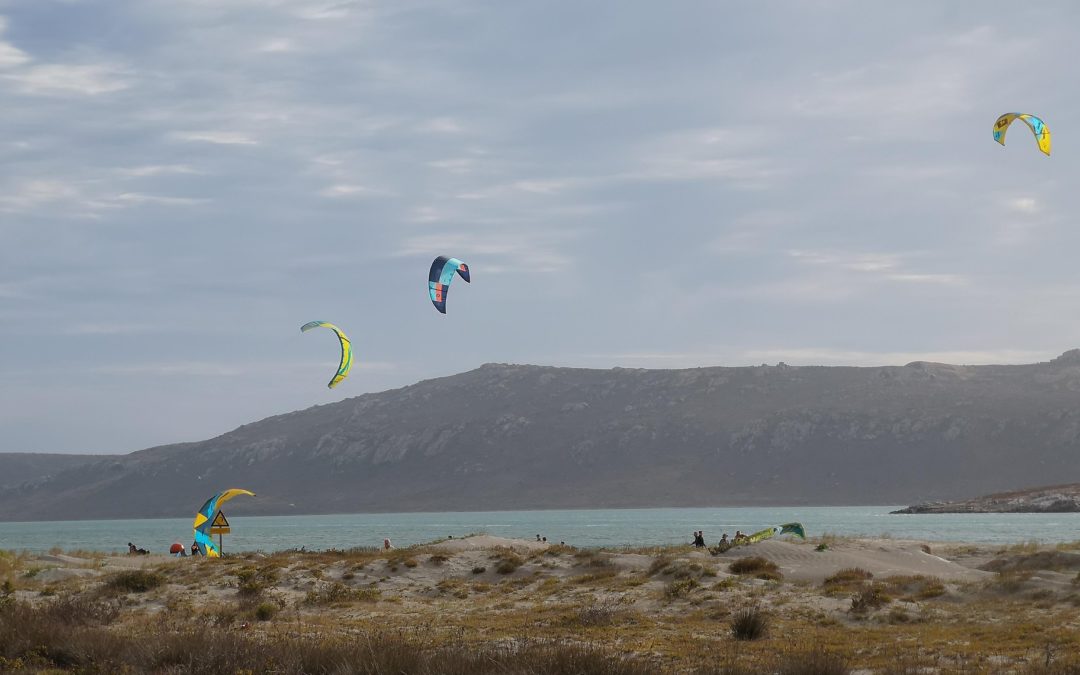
[209,510,230,535]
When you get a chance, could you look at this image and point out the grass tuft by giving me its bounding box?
[729,605,769,641]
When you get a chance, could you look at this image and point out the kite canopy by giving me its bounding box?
[428,256,470,314]
[744,522,806,545]
[300,321,353,389]
[993,113,1051,156]
[192,488,254,557]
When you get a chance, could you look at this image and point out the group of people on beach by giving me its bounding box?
[692,530,750,552]
[127,541,206,557]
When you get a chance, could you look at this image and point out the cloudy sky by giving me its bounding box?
[2,0,1079,454]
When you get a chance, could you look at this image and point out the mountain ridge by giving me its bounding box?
[3,354,1080,521]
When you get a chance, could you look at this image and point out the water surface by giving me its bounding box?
[2,506,1078,554]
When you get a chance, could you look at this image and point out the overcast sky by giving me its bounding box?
[2,0,1079,454]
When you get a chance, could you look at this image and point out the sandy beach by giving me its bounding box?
[4,534,1080,672]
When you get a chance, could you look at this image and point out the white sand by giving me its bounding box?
[718,538,992,582]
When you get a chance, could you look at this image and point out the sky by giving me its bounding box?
[2,0,1080,454]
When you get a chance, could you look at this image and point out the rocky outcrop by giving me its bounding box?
[893,484,1080,513]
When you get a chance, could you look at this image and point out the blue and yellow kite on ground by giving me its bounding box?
[193,488,254,557]
[428,256,470,314]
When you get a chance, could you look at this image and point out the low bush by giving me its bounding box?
[253,602,277,621]
[728,557,782,581]
[304,582,374,605]
[235,566,279,597]
[494,553,524,575]
[850,585,890,614]
[104,570,165,594]
[664,578,700,600]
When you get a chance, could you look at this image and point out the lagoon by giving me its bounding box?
[2,506,1079,554]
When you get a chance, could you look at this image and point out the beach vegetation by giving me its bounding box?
[103,569,165,594]
[850,584,891,614]
[729,605,768,640]
[728,557,782,581]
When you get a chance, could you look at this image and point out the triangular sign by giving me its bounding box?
[211,511,230,528]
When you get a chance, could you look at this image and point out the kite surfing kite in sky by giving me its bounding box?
[428,256,470,314]
[993,113,1051,156]
[193,488,254,557]
[300,321,353,389]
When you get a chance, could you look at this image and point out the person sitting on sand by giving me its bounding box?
[383,538,393,550]
[190,541,203,556]
[128,542,138,555]
[733,530,746,544]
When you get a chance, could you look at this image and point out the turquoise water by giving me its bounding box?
[2,506,1079,554]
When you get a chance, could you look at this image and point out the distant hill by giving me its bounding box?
[893,483,1080,513]
[0,453,120,491]
[3,351,1080,521]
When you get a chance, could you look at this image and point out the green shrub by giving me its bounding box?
[253,602,277,621]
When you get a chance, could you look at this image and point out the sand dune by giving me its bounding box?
[716,538,992,582]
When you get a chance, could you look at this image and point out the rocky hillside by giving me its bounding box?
[0,453,120,491]
[3,351,1080,520]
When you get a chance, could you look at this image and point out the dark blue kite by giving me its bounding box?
[428,256,470,314]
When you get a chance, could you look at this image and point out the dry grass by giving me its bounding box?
[728,557,782,581]
[103,569,166,594]
[6,542,1080,673]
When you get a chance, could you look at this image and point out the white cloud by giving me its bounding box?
[258,38,296,53]
[0,180,81,212]
[416,117,464,133]
[171,131,259,145]
[109,192,208,207]
[788,249,964,286]
[5,63,131,95]
[0,16,30,69]
[116,165,201,177]
[0,41,29,69]
[317,183,387,198]
[1007,196,1038,213]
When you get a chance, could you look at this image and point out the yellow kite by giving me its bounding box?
[993,113,1051,156]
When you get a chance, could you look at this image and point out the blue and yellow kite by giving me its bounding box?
[193,488,254,557]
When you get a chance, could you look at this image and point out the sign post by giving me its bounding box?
[209,510,231,555]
